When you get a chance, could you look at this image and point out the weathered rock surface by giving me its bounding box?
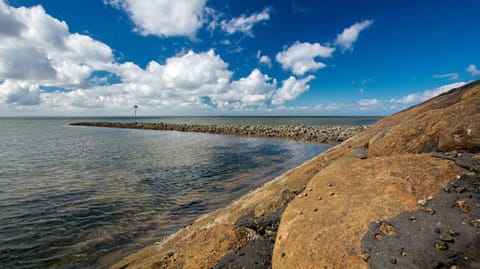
[361,153,480,268]
[110,80,480,269]
[273,80,480,268]
[70,122,369,144]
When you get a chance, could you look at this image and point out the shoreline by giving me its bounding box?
[109,138,345,269]
[109,81,479,268]
[70,122,369,144]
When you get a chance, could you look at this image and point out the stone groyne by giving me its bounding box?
[70,122,369,144]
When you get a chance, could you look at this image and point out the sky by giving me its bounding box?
[0,0,479,116]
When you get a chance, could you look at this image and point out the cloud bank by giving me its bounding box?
[0,1,379,115]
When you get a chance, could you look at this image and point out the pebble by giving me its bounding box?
[401,250,407,257]
[317,196,323,200]
[425,207,435,215]
[379,222,396,236]
[449,230,460,236]
[456,200,470,213]
[456,186,466,193]
[435,241,448,250]
[417,199,427,206]
[390,258,397,264]
[439,233,454,242]
[328,191,335,196]
[308,188,313,192]
[313,208,318,212]
[470,219,480,228]
[360,253,370,262]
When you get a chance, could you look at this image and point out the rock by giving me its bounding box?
[434,241,448,250]
[425,207,435,215]
[379,222,396,236]
[456,200,470,213]
[417,199,428,206]
[438,233,454,242]
[360,253,370,262]
[449,230,460,237]
[71,122,369,144]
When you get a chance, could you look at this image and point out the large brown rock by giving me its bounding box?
[366,81,480,156]
[272,81,480,268]
[272,154,463,268]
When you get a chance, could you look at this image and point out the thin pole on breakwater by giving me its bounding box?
[133,105,138,124]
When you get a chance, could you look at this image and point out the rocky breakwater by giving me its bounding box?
[70,122,368,144]
[110,80,480,269]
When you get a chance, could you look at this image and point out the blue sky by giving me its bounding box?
[0,0,479,116]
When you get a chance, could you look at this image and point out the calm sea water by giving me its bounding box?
[0,116,378,269]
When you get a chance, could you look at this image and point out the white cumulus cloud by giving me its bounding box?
[0,2,114,88]
[213,69,276,108]
[0,80,41,106]
[105,0,207,37]
[335,19,373,52]
[272,75,315,105]
[466,64,480,76]
[0,1,320,115]
[220,7,270,36]
[276,41,335,75]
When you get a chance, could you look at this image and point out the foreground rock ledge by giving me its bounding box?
[111,80,479,269]
[70,122,369,144]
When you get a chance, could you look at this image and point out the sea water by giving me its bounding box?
[0,116,379,268]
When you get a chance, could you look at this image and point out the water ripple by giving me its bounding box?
[0,118,329,268]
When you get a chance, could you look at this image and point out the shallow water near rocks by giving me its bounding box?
[0,118,338,269]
